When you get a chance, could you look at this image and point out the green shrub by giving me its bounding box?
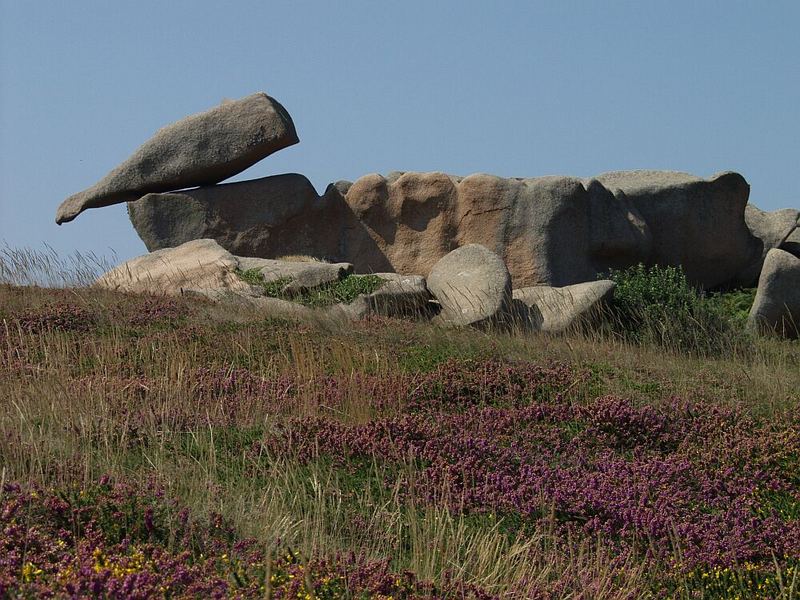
[705,287,757,326]
[235,269,384,308]
[603,264,749,356]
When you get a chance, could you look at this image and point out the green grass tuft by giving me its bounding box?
[235,268,385,307]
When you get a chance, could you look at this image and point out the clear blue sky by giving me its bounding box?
[2,1,799,262]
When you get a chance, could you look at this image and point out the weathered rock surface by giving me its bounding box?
[513,280,616,333]
[128,174,368,264]
[745,205,799,251]
[128,169,761,290]
[57,92,298,224]
[737,205,800,285]
[782,226,800,257]
[362,273,432,317]
[748,248,800,338]
[345,172,652,287]
[593,171,758,289]
[427,244,512,328]
[96,239,255,298]
[235,256,353,297]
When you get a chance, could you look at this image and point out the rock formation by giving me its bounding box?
[96,238,255,299]
[129,168,765,290]
[59,90,800,338]
[56,92,297,224]
[748,248,800,338]
[737,205,800,285]
[130,171,658,288]
[95,239,433,323]
[592,171,757,289]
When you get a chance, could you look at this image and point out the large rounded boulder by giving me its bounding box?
[427,244,512,328]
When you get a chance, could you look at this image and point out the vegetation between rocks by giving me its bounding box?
[603,264,755,357]
[236,268,385,308]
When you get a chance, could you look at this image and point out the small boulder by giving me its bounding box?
[427,244,512,328]
[57,92,298,224]
[323,274,432,322]
[748,248,800,338]
[737,204,800,285]
[235,257,353,296]
[96,239,255,298]
[361,273,431,318]
[513,280,616,333]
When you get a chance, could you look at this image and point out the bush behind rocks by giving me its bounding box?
[602,264,751,356]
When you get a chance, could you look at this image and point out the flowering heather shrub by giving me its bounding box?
[12,301,96,334]
[119,296,191,328]
[0,479,496,599]
[406,359,578,412]
[49,359,579,433]
[2,280,798,600]
[255,362,800,586]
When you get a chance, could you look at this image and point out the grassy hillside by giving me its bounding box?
[1,254,799,598]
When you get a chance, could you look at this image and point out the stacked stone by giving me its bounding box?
[57,92,800,337]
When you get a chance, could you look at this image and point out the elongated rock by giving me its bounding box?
[95,238,256,298]
[56,92,298,224]
[513,280,616,333]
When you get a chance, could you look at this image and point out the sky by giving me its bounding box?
[1,0,799,263]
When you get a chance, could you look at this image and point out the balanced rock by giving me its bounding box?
[748,248,800,338]
[427,244,512,328]
[737,205,800,285]
[56,92,298,224]
[593,171,757,289]
[96,239,255,299]
[512,280,616,333]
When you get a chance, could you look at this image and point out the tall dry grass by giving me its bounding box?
[1,246,798,598]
